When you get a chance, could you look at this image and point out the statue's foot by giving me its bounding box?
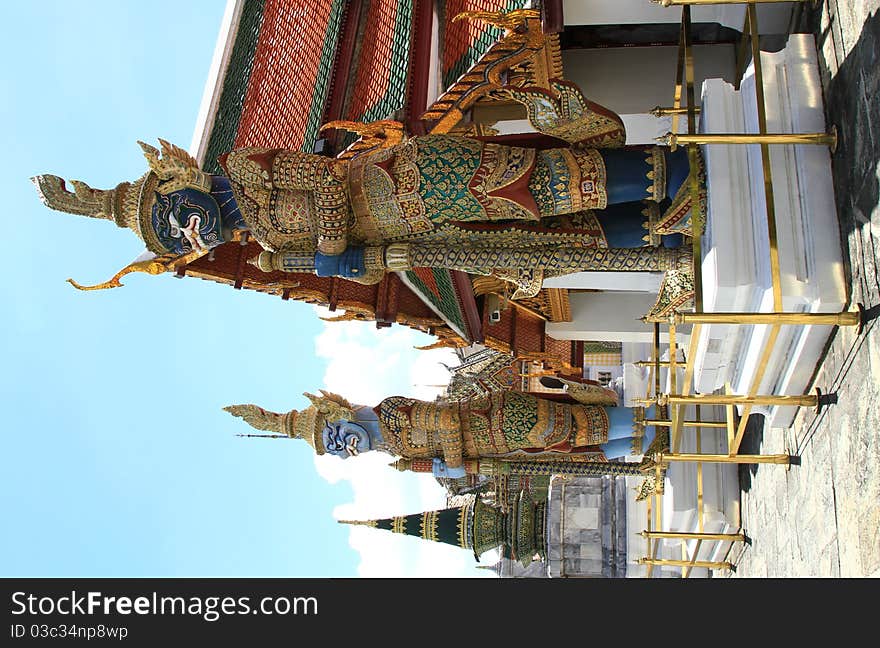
[644,267,695,321]
[654,146,707,238]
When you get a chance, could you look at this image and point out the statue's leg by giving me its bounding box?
[596,201,683,249]
[601,406,657,459]
[603,149,660,205]
[664,147,690,200]
[601,146,690,205]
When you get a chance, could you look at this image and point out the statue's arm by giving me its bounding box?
[253,246,386,284]
[222,148,350,255]
[424,403,465,469]
[261,150,351,255]
[437,427,465,469]
[393,400,465,469]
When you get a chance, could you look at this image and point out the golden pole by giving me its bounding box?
[665,393,819,407]
[647,419,727,429]
[654,0,809,5]
[635,359,676,367]
[652,322,661,400]
[671,309,862,326]
[661,130,837,148]
[651,105,700,117]
[638,557,732,570]
[658,452,791,465]
[669,12,687,142]
[641,530,746,542]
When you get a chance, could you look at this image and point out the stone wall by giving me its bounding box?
[545,475,628,577]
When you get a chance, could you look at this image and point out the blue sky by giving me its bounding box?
[1,0,488,578]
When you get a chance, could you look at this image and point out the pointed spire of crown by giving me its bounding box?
[223,390,357,455]
[32,139,214,290]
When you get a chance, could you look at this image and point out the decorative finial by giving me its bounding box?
[64,255,168,291]
[223,404,289,434]
[451,8,539,32]
[656,132,678,150]
[248,252,274,273]
[338,519,378,528]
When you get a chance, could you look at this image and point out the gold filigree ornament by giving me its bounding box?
[32,139,212,291]
[451,8,541,38]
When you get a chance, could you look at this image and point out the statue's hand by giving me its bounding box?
[314,246,366,278]
[431,458,467,479]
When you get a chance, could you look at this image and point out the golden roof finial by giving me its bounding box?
[451,8,539,33]
[64,248,206,292]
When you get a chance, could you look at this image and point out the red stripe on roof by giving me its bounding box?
[235,0,335,149]
[346,0,401,120]
[442,0,511,81]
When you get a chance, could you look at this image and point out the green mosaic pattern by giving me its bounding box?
[415,135,484,223]
[202,0,266,174]
[499,392,540,447]
[404,268,471,340]
[357,0,414,124]
[583,341,623,354]
[301,0,347,152]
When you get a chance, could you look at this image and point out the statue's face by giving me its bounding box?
[321,420,372,459]
[151,188,224,254]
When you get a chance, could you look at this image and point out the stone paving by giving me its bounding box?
[726,0,880,578]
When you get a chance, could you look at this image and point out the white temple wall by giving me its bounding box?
[561,45,736,116]
[546,291,669,343]
[543,271,663,292]
[561,0,794,34]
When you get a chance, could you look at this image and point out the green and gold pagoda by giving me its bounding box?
[341,491,546,566]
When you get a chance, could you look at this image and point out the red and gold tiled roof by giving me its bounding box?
[235,0,347,152]
[346,0,415,124]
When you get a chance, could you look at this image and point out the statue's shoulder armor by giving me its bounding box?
[377,396,417,431]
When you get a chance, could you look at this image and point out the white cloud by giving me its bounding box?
[311,313,492,576]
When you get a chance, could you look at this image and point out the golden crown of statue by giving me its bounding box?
[224,390,357,455]
[31,139,213,290]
